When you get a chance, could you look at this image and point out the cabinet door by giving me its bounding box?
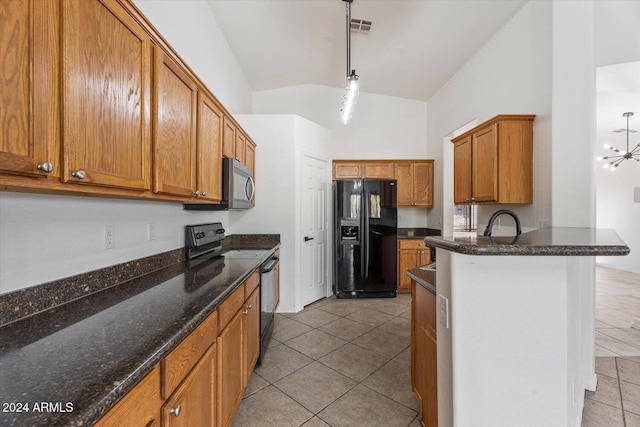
[398,249,418,292]
[413,282,438,427]
[217,310,244,427]
[197,93,223,202]
[472,124,498,203]
[413,162,433,207]
[162,345,216,427]
[243,287,260,387]
[332,161,363,179]
[222,117,236,159]
[235,131,246,164]
[0,0,59,178]
[394,163,413,206]
[453,136,472,204]
[61,0,151,190]
[95,365,161,427]
[245,139,256,175]
[153,48,197,197]
[364,162,394,179]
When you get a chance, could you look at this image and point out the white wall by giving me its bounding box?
[133,0,252,114]
[0,1,253,295]
[232,115,333,312]
[253,84,430,228]
[426,0,553,235]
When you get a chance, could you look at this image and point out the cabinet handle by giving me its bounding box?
[193,191,200,197]
[170,405,182,417]
[471,197,476,201]
[247,303,253,309]
[37,162,53,173]
[243,310,249,315]
[201,191,206,197]
[71,170,86,179]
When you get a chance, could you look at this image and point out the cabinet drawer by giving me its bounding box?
[162,311,218,399]
[244,269,260,300]
[399,239,428,250]
[218,284,245,329]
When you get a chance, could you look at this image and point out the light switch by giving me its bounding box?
[438,294,450,329]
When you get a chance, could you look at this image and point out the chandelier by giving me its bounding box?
[340,0,359,125]
[598,112,640,170]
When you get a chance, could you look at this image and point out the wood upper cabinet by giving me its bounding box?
[0,0,59,178]
[61,0,151,190]
[364,162,394,179]
[398,239,431,293]
[412,280,438,427]
[332,161,363,179]
[222,117,236,159]
[451,115,534,205]
[245,138,256,175]
[94,365,161,427]
[394,161,434,207]
[453,135,472,204]
[153,47,197,197]
[162,345,216,427]
[234,131,246,164]
[197,93,223,202]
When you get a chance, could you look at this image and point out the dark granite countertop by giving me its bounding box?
[397,228,441,239]
[0,238,279,427]
[424,227,629,256]
[406,267,436,294]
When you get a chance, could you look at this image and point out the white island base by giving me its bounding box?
[436,252,597,427]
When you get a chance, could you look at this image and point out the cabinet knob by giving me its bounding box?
[247,303,253,309]
[243,310,249,315]
[471,197,476,201]
[193,191,200,197]
[71,170,86,179]
[201,191,206,197]
[37,162,53,173]
[170,405,182,417]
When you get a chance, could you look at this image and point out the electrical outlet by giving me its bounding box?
[438,294,450,329]
[105,225,115,249]
[148,223,156,241]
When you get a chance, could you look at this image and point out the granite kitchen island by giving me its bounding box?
[423,227,629,427]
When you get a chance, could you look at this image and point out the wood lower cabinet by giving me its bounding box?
[61,0,152,190]
[162,345,216,427]
[217,307,244,427]
[0,0,59,178]
[243,287,260,387]
[412,280,437,427]
[153,47,197,197]
[94,365,162,427]
[197,93,224,202]
[398,239,431,293]
[451,115,534,205]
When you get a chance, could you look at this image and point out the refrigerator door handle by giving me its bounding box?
[363,189,370,279]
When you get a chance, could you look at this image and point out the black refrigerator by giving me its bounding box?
[334,179,398,298]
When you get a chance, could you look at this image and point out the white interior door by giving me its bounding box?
[300,154,329,306]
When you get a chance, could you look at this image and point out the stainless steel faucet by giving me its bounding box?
[483,209,522,237]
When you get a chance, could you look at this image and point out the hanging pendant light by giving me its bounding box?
[340,0,359,125]
[598,112,640,170]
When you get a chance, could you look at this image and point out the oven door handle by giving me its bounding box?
[261,257,279,273]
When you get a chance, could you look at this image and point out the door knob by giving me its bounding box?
[304,236,314,242]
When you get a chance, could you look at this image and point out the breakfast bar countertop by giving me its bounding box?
[423,227,629,256]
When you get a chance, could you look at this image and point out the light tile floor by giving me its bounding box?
[233,292,420,427]
[584,266,640,427]
[233,266,640,426]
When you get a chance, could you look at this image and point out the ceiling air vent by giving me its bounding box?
[350,18,372,35]
[612,128,637,133]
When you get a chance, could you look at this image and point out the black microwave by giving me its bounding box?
[184,158,254,211]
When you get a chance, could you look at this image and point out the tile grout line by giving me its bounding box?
[615,357,628,427]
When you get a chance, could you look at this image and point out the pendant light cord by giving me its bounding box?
[346,1,351,77]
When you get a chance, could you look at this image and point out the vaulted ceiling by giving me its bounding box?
[207,0,528,102]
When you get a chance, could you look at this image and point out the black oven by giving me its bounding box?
[259,254,279,364]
